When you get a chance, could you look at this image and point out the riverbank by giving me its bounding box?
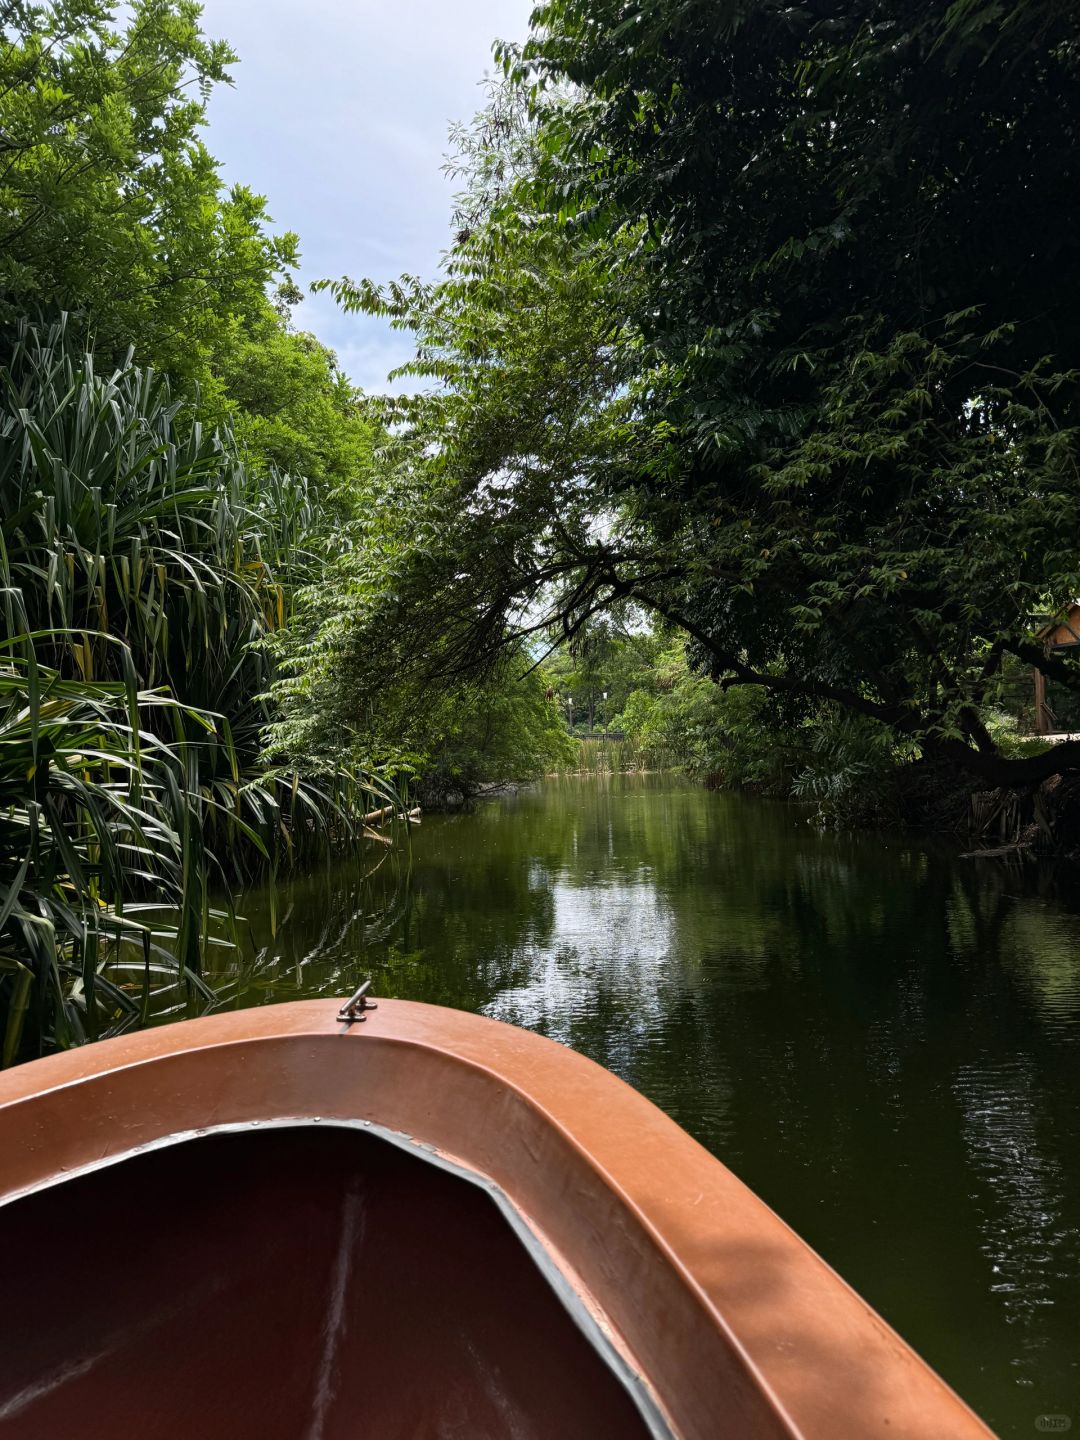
[830,758,1080,859]
[544,734,1080,858]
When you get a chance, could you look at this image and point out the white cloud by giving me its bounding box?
[198,0,534,390]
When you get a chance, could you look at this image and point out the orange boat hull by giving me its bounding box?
[0,999,992,1438]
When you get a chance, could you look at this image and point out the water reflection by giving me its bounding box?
[486,875,675,1047]
[185,774,1080,1436]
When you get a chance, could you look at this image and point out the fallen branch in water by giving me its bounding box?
[958,843,1029,859]
[362,804,422,827]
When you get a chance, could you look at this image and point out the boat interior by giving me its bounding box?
[0,1123,661,1440]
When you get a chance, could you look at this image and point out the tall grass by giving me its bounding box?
[559,736,665,773]
[0,324,392,1062]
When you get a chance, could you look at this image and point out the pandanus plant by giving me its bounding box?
[0,324,393,1061]
[0,319,310,737]
[0,631,239,1064]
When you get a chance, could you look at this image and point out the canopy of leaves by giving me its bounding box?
[306,1,1080,789]
[0,1,288,377]
[0,0,374,482]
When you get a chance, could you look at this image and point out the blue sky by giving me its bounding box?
[198,1,534,391]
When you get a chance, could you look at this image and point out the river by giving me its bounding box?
[199,773,1080,1436]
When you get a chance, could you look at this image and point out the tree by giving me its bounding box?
[514,0,1080,786]
[304,83,649,713]
[213,322,375,496]
[316,3,1080,790]
[0,0,375,493]
[0,1,300,386]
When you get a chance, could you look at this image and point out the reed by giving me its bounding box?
[559,736,668,774]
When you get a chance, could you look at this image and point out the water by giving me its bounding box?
[204,774,1080,1435]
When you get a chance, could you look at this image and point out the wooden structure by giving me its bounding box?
[1035,602,1080,734]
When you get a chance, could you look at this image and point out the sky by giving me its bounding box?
[198,1,535,391]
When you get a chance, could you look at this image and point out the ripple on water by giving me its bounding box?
[954,1056,1078,1385]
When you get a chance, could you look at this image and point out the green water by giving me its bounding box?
[207,774,1080,1435]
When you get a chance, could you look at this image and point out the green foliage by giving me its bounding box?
[506,0,1080,786]
[214,321,375,496]
[309,3,1080,798]
[0,5,394,1059]
[790,713,908,828]
[541,628,792,783]
[266,568,574,802]
[0,1,373,484]
[393,660,575,804]
[307,80,642,690]
[1,322,304,752]
[0,1,296,386]
[0,326,391,1059]
[0,321,393,860]
[0,639,230,1064]
[543,626,911,814]
[543,622,659,725]
[602,641,783,785]
[983,710,1053,763]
